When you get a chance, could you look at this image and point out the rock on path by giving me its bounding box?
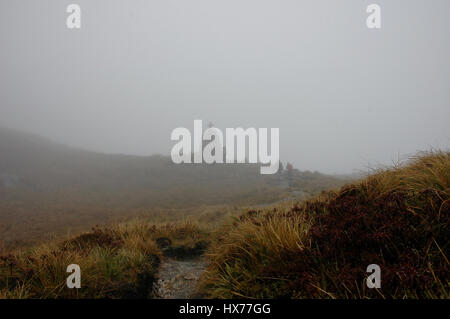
[152,258,207,299]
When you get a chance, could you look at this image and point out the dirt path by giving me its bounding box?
[152,257,207,299]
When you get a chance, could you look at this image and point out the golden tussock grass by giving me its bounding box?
[0,219,210,299]
[201,151,449,299]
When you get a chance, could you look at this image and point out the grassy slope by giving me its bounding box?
[4,128,446,299]
[0,220,211,298]
[0,127,345,249]
[1,152,448,299]
[0,153,450,298]
[202,151,449,299]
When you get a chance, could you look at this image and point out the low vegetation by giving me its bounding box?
[0,127,346,249]
[0,220,210,298]
[2,128,446,299]
[202,151,449,298]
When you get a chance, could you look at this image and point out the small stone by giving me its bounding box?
[184,274,197,280]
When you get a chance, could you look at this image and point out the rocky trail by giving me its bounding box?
[152,257,207,299]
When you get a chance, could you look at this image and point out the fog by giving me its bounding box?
[0,0,449,174]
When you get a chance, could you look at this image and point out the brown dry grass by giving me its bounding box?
[0,219,210,298]
[202,151,449,299]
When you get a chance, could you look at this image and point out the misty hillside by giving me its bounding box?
[0,127,347,248]
[0,126,264,196]
[1,151,447,299]
[0,127,346,202]
[0,126,284,206]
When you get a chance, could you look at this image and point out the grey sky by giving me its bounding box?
[0,0,449,174]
